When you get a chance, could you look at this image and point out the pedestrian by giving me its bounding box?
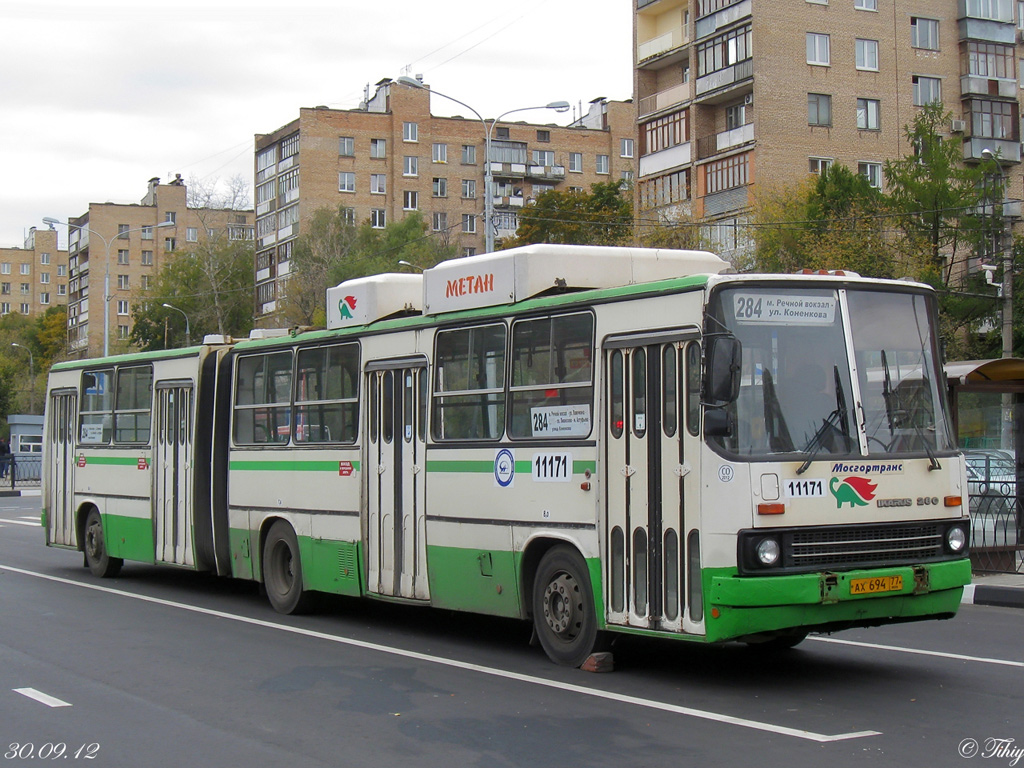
[0,438,10,480]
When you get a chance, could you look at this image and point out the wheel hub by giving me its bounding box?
[543,573,579,637]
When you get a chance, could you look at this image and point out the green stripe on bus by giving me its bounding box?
[81,456,145,466]
[229,460,361,472]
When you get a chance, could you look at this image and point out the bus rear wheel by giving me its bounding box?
[83,509,122,578]
[263,521,311,614]
[532,546,600,667]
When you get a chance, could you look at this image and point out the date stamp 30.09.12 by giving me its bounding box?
[5,744,99,760]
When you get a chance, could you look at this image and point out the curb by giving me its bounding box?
[0,489,41,498]
[964,584,1024,609]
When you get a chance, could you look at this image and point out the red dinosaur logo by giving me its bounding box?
[829,476,877,508]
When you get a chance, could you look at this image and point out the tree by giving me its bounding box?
[504,181,633,248]
[129,238,255,351]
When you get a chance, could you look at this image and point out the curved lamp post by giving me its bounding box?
[162,302,192,347]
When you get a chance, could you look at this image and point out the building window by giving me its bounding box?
[281,133,299,159]
[20,264,29,275]
[142,250,154,266]
[536,130,550,142]
[697,24,752,77]
[40,253,50,265]
[432,212,448,232]
[704,153,749,194]
[966,42,1015,79]
[404,156,419,177]
[117,300,129,316]
[141,225,153,240]
[20,303,29,314]
[858,161,883,189]
[462,179,477,199]
[403,191,418,210]
[966,0,1013,21]
[186,227,198,242]
[432,178,448,197]
[118,325,130,340]
[620,138,635,158]
[857,98,881,130]
[806,33,830,66]
[462,214,477,234]
[370,138,386,159]
[808,93,832,126]
[165,237,176,252]
[855,0,877,9]
[371,209,386,229]
[57,265,66,276]
[39,293,49,305]
[339,136,355,156]
[57,285,66,296]
[164,212,176,224]
[403,122,418,142]
[495,127,510,140]
[912,76,942,106]
[638,170,689,209]
[856,39,879,71]
[725,102,748,130]
[462,144,477,164]
[911,18,940,50]
[569,152,583,173]
[809,157,834,174]
[40,273,50,284]
[117,249,129,265]
[19,284,28,295]
[432,143,448,163]
[141,276,150,290]
[531,149,554,166]
[371,174,387,194]
[1,264,9,275]
[596,155,610,175]
[641,110,688,154]
[339,171,356,192]
[971,98,1017,139]
[117,224,130,239]
[117,274,129,289]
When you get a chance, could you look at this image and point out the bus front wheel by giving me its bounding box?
[263,521,311,614]
[83,509,122,578]
[532,546,600,667]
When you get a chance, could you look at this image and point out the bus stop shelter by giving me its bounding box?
[946,358,1024,573]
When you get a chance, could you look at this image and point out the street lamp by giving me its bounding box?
[398,260,424,272]
[43,217,175,357]
[10,343,34,414]
[162,303,191,347]
[396,76,570,253]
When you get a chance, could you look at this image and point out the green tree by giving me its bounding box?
[129,238,255,351]
[505,181,633,248]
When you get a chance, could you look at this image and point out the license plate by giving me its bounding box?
[849,575,904,595]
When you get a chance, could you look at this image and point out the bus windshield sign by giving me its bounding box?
[732,293,837,325]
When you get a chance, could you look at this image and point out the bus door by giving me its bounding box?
[364,357,429,600]
[47,390,77,547]
[153,383,194,566]
[604,331,702,633]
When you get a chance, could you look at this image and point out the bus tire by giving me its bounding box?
[83,509,122,579]
[746,630,808,651]
[532,546,599,667]
[263,521,311,615]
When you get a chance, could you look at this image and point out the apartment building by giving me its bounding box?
[63,176,254,359]
[0,227,68,319]
[634,0,1024,262]
[253,78,636,322]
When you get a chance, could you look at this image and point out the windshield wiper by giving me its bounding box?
[796,367,852,475]
[761,369,794,452]
[879,349,941,471]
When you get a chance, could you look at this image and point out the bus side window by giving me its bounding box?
[80,369,114,444]
[685,343,701,437]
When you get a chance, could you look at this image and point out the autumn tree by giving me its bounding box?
[504,181,633,248]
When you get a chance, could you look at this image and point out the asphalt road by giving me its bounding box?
[0,495,1021,768]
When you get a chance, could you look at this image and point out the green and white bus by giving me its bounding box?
[43,244,972,666]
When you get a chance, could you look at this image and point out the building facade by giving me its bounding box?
[634,0,1024,262]
[253,78,636,323]
[63,177,254,359]
[0,227,68,319]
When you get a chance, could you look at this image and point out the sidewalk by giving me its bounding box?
[963,573,1024,609]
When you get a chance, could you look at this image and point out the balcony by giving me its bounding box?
[527,165,565,181]
[960,75,1018,98]
[696,58,753,99]
[696,123,754,161]
[639,142,692,178]
[490,161,527,179]
[638,82,693,118]
[695,0,752,40]
[964,137,1021,163]
[493,196,526,209]
[637,26,689,67]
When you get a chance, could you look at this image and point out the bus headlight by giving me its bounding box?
[945,525,967,554]
[756,537,781,566]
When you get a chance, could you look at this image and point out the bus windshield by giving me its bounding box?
[707,285,955,459]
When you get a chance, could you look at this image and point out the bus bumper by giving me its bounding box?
[704,558,972,643]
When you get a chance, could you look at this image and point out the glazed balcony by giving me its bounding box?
[638,82,693,118]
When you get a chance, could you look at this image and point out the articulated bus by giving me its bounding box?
[43,244,972,666]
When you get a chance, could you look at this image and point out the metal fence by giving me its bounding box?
[967,455,1023,573]
[0,455,41,490]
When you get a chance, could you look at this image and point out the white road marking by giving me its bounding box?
[13,687,71,708]
[0,563,876,743]
[0,518,38,527]
[809,636,1024,668]
[19,516,39,521]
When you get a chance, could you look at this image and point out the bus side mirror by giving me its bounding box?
[705,336,741,404]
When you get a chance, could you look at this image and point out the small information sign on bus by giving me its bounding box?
[530,405,591,438]
[733,293,836,326]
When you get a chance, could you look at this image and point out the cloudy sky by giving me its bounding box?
[0,0,632,247]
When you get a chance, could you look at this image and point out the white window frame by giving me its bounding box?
[403,122,418,142]
[370,174,387,195]
[339,136,355,156]
[339,171,356,193]
[856,39,879,71]
[370,209,386,229]
[858,161,883,189]
[461,214,477,234]
[807,33,831,66]
[620,138,635,158]
[809,156,834,174]
[911,17,940,51]
[432,143,448,163]
[912,75,942,106]
[404,156,418,177]
[857,98,881,130]
[117,299,129,316]
[855,0,877,9]
[462,179,477,199]
[596,155,610,175]
[403,190,418,211]
[569,152,583,173]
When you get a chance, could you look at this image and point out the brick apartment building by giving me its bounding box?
[634,0,1024,263]
[0,227,68,319]
[62,177,254,359]
[253,77,636,323]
